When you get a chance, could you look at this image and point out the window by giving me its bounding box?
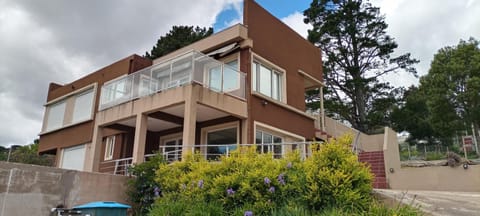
[72,89,94,123]
[162,138,182,162]
[60,144,86,171]
[207,59,240,93]
[252,61,282,100]
[224,60,240,92]
[206,127,238,160]
[104,136,115,160]
[43,86,96,133]
[46,101,66,131]
[256,130,283,158]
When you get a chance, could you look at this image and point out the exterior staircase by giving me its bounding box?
[358,151,387,189]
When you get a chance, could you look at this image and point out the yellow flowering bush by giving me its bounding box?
[149,135,373,215]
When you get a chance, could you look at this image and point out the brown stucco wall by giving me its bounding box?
[242,0,320,142]
[250,96,316,139]
[244,0,322,111]
[39,55,152,154]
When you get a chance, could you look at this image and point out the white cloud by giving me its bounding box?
[281,11,312,38]
[372,0,480,87]
[0,0,243,147]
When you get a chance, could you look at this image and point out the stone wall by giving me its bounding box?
[0,162,130,216]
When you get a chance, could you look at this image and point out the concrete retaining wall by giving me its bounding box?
[0,162,130,216]
[382,128,480,192]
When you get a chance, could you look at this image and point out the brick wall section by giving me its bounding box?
[358,151,387,189]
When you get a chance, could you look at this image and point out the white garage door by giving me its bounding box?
[61,144,86,171]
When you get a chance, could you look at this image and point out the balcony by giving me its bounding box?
[99,50,246,110]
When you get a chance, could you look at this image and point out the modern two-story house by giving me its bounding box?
[38,0,325,174]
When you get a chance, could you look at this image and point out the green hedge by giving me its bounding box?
[146,135,374,215]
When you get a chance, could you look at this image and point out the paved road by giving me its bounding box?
[375,189,480,216]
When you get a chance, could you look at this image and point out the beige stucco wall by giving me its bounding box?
[0,162,130,216]
[382,127,480,192]
[388,165,480,192]
[324,116,384,151]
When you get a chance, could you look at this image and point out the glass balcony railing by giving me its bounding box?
[99,50,246,110]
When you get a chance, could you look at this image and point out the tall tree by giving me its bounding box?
[420,38,480,147]
[145,26,213,59]
[304,0,418,133]
[390,86,436,144]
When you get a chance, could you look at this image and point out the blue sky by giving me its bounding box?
[214,0,312,31]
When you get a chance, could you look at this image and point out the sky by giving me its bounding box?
[0,0,479,147]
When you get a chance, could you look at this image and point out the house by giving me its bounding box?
[38,0,325,174]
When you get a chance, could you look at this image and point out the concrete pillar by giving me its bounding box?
[241,119,248,144]
[84,124,103,172]
[182,91,197,158]
[319,87,325,130]
[132,114,148,164]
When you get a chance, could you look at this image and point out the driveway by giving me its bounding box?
[374,189,480,216]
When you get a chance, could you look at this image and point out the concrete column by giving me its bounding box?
[182,90,197,158]
[132,114,148,164]
[241,119,248,144]
[319,87,325,130]
[84,124,103,172]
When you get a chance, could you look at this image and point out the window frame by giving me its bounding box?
[204,53,241,93]
[253,121,306,159]
[71,88,95,123]
[42,84,97,134]
[160,133,183,162]
[251,53,286,102]
[201,121,240,160]
[104,135,115,161]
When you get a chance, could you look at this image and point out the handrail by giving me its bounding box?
[99,142,321,175]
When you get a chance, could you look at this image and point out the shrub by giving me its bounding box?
[126,154,165,215]
[304,135,373,211]
[146,135,380,215]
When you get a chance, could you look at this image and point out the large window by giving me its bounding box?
[72,89,94,123]
[46,101,66,131]
[61,144,86,171]
[252,61,282,100]
[43,86,96,133]
[256,130,283,158]
[104,136,115,161]
[162,138,182,162]
[206,127,238,160]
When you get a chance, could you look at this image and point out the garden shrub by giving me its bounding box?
[304,135,373,211]
[145,135,383,215]
[126,154,165,215]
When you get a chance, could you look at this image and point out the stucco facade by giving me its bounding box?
[38,0,325,173]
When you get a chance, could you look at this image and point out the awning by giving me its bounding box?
[206,43,239,57]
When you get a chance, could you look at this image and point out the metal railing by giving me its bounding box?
[100,142,321,175]
[99,50,246,110]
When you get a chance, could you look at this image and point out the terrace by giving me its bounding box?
[99,50,246,110]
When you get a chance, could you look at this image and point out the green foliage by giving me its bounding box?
[146,135,379,215]
[420,37,480,146]
[425,152,445,161]
[6,140,54,166]
[304,0,418,133]
[304,135,373,211]
[145,25,213,59]
[391,86,436,143]
[126,154,165,215]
